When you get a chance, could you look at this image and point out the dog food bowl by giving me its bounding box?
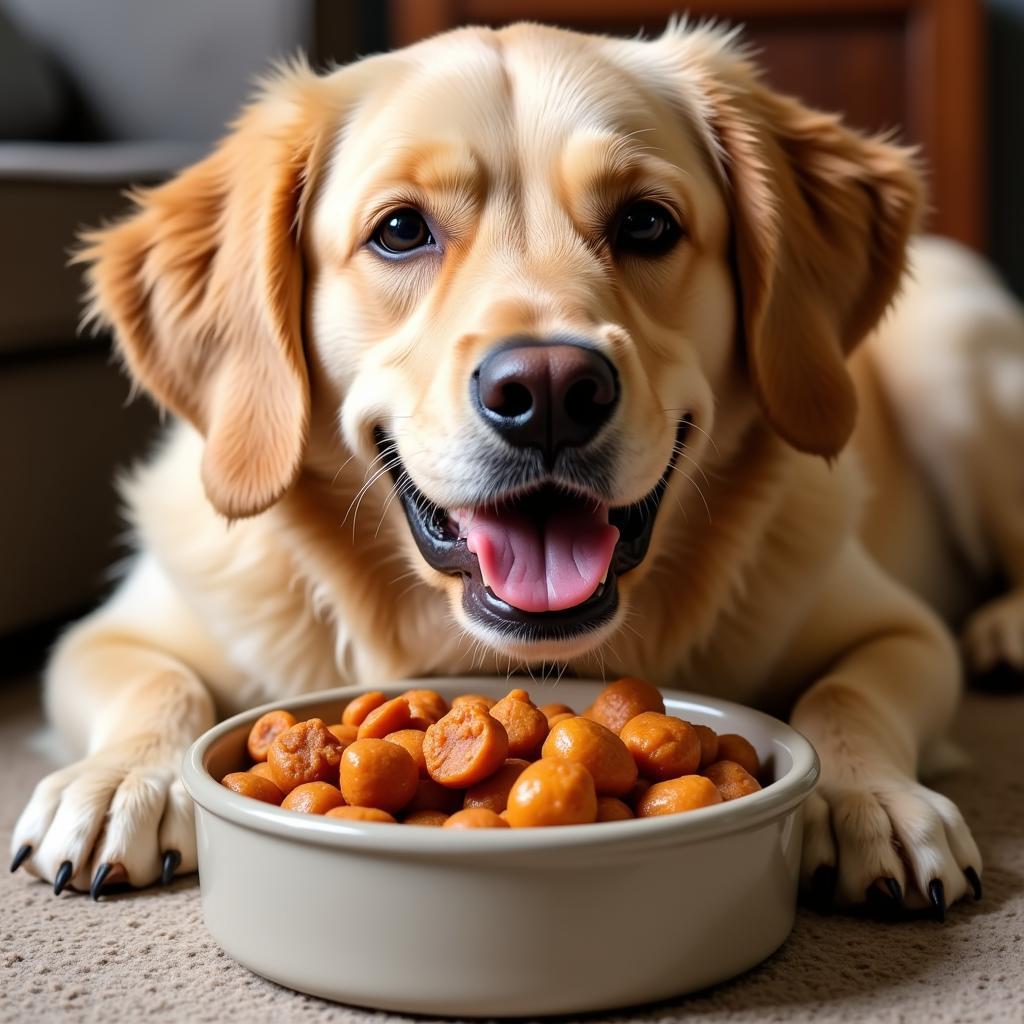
[181,678,818,1017]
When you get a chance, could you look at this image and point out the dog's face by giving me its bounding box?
[81,23,920,664]
[306,28,735,659]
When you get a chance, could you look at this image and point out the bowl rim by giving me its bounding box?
[182,678,819,857]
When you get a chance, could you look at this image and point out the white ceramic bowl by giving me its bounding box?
[181,678,818,1017]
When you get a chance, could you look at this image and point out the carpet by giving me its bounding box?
[2,673,1022,1024]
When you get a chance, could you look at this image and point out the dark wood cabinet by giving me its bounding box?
[388,0,985,250]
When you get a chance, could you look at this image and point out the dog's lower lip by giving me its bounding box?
[375,418,691,638]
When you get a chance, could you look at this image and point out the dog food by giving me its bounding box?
[619,712,701,781]
[637,775,723,816]
[340,739,419,812]
[224,679,768,827]
[444,808,509,829]
[583,677,665,733]
[489,689,549,759]
[422,703,509,787]
[281,781,346,814]
[246,709,297,761]
[540,717,638,797]
[505,760,598,826]
[267,718,345,794]
[703,759,762,801]
[222,771,284,805]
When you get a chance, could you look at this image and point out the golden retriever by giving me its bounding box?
[13,21,1024,915]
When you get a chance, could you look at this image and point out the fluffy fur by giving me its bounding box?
[13,22,1024,908]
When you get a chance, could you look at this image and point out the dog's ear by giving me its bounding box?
[665,28,923,456]
[78,63,338,518]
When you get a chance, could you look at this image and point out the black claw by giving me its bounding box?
[161,850,182,886]
[9,844,32,873]
[928,878,947,923]
[90,862,114,902]
[809,865,837,911]
[53,860,73,896]
[964,866,983,901]
[883,877,904,904]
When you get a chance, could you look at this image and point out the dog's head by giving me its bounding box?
[81,23,920,663]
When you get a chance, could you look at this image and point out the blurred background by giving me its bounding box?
[0,0,1021,667]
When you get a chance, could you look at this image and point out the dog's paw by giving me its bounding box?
[800,774,982,918]
[962,590,1024,688]
[10,732,195,898]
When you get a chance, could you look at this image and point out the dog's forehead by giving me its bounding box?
[325,27,716,212]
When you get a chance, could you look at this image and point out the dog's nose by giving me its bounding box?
[472,339,619,457]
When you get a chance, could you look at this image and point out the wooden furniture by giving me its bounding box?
[388,0,985,250]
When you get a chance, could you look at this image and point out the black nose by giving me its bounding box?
[472,339,619,459]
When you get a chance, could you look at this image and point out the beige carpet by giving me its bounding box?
[2,673,1022,1024]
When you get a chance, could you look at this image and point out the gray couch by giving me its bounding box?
[0,0,352,635]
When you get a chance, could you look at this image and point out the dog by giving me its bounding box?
[12,20,1024,914]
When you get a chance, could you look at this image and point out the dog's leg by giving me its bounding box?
[783,541,981,916]
[864,236,1024,686]
[11,554,230,896]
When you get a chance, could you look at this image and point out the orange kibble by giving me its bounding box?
[694,724,720,768]
[452,693,495,710]
[340,738,419,813]
[327,722,358,746]
[401,689,449,724]
[704,760,763,801]
[341,691,388,727]
[249,762,277,781]
[505,760,598,827]
[584,677,665,734]
[620,713,702,781]
[385,729,428,775]
[463,759,530,814]
[267,718,344,794]
[444,808,509,829]
[540,703,575,723]
[424,704,509,788]
[596,797,634,822]
[246,710,296,762]
[636,775,723,817]
[489,689,549,759]
[547,712,575,727]
[222,771,284,805]
[541,717,637,797]
[325,806,396,824]
[281,781,346,815]
[358,696,414,740]
[404,809,450,827]
[717,734,761,778]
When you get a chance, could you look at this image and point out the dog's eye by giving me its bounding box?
[613,201,682,256]
[371,208,435,255]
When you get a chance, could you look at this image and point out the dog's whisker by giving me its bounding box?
[683,419,720,454]
[341,456,404,522]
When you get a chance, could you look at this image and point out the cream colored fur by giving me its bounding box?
[14,22,1024,912]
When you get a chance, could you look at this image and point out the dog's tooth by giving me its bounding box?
[600,567,609,585]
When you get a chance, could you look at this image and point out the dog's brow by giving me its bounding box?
[559,131,698,238]
[389,141,483,197]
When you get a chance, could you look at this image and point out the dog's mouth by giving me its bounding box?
[379,419,689,642]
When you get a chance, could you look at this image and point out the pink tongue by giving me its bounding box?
[465,504,619,613]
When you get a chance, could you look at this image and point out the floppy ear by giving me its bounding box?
[78,62,337,518]
[670,29,923,456]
